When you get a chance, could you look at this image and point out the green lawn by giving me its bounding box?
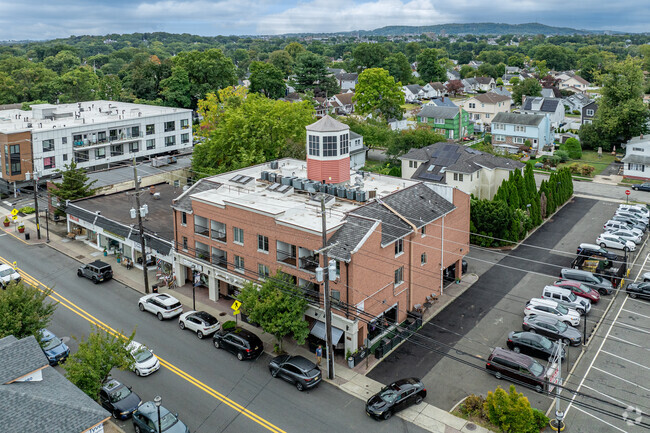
[401,103,420,111]
[557,150,615,176]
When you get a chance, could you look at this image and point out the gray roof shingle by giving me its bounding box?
[492,112,545,126]
[522,97,561,112]
[418,105,459,120]
[0,336,47,384]
[327,215,378,262]
[306,115,349,132]
[172,178,223,213]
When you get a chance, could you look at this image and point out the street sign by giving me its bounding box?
[232,309,241,315]
[231,300,241,311]
[10,208,18,216]
[626,190,631,195]
[11,215,17,220]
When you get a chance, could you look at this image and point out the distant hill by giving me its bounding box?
[349,22,610,36]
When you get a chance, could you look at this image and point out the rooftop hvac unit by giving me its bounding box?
[261,171,269,181]
[305,181,317,193]
[326,184,337,195]
[355,190,367,202]
[281,176,294,186]
[336,186,347,197]
[270,160,279,169]
[276,175,283,185]
[292,178,304,190]
[268,173,277,183]
[346,188,356,200]
[368,190,377,199]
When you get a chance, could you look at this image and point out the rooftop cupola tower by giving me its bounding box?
[306,115,350,184]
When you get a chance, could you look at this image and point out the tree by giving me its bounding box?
[405,42,422,62]
[352,43,388,71]
[173,49,237,108]
[457,51,473,65]
[49,161,99,216]
[43,50,81,74]
[382,53,412,83]
[484,385,548,433]
[640,45,650,72]
[159,66,192,108]
[238,271,309,351]
[460,65,476,79]
[578,122,606,151]
[496,77,504,86]
[534,45,573,71]
[385,127,445,161]
[470,199,517,247]
[292,51,339,96]
[353,68,404,120]
[249,62,285,99]
[97,75,122,101]
[595,58,650,143]
[56,67,100,103]
[193,87,314,176]
[0,72,20,104]
[512,78,542,106]
[63,326,135,400]
[269,50,293,77]
[446,80,463,96]
[0,281,57,340]
[507,54,525,68]
[416,49,446,83]
[562,137,582,159]
[284,42,305,60]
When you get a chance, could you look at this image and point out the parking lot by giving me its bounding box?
[368,197,646,416]
[563,252,650,433]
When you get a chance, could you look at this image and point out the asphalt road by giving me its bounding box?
[0,235,430,433]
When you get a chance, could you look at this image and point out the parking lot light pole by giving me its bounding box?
[549,342,565,432]
[154,395,162,433]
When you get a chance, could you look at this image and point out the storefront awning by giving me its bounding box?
[310,320,344,345]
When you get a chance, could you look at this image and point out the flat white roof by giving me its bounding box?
[0,100,192,134]
[191,158,419,234]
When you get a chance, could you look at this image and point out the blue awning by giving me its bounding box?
[310,320,344,345]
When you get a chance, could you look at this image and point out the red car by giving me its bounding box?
[554,279,601,304]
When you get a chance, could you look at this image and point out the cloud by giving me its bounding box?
[258,0,454,34]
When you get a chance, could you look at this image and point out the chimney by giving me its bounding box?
[441,96,445,102]
[522,94,526,106]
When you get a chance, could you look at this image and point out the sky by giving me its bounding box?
[0,0,647,41]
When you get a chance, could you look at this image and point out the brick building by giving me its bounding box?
[171,116,470,355]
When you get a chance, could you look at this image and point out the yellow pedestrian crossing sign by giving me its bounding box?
[12,215,17,220]
[11,208,18,216]
[231,300,242,311]
[12,261,17,270]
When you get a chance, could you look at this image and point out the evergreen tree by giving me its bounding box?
[50,161,99,216]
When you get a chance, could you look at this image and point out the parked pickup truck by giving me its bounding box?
[570,253,626,288]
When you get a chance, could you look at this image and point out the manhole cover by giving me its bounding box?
[219,312,227,316]
[76,255,85,259]
[465,423,477,431]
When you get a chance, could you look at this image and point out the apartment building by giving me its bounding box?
[171,116,470,356]
[0,101,192,194]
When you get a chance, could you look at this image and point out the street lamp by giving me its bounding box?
[154,395,162,433]
[191,264,197,311]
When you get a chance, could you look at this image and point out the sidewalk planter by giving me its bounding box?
[350,346,369,367]
[17,225,25,233]
[3,218,9,227]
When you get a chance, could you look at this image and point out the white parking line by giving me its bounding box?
[622,308,650,319]
[616,322,650,335]
[609,335,643,349]
[582,384,629,407]
[572,406,629,433]
[565,296,629,417]
[601,350,650,370]
[592,367,650,392]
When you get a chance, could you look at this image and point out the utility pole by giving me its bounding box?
[320,197,335,380]
[32,171,41,239]
[550,341,565,432]
[133,158,150,294]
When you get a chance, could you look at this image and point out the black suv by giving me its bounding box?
[99,378,142,420]
[77,260,113,283]
[213,327,263,361]
[269,355,322,391]
[365,378,426,420]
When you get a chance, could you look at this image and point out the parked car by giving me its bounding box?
[132,401,190,433]
[365,378,426,420]
[507,331,564,361]
[560,268,614,295]
[213,327,263,361]
[524,298,580,326]
[626,282,650,301]
[619,204,650,219]
[616,209,649,224]
[553,280,600,303]
[604,220,643,237]
[99,378,142,420]
[596,233,635,252]
[38,328,70,365]
[632,182,650,192]
[178,311,220,339]
[127,341,160,376]
[522,315,582,346]
[604,229,642,245]
[268,355,322,391]
[0,263,21,288]
[485,348,554,393]
[576,243,619,261]
[541,285,591,315]
[77,260,113,283]
[138,293,183,320]
[611,215,647,232]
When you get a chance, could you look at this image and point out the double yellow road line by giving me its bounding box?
[1,256,286,433]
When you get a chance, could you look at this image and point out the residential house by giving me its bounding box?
[403,84,423,102]
[349,131,366,169]
[461,92,512,132]
[622,135,650,180]
[505,66,521,74]
[474,76,496,92]
[468,60,483,69]
[520,97,565,129]
[329,92,355,115]
[400,142,525,199]
[563,93,593,113]
[314,97,329,117]
[489,86,513,106]
[0,335,111,433]
[541,87,562,99]
[336,72,358,91]
[502,73,524,83]
[461,78,479,93]
[327,67,346,76]
[447,69,461,81]
[171,115,470,355]
[559,75,590,91]
[425,97,458,108]
[417,105,473,139]
[422,82,446,99]
[491,112,553,152]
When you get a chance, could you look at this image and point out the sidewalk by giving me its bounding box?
[5,213,489,433]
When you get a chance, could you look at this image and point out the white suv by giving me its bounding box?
[541,285,591,315]
[524,298,580,326]
[127,341,160,376]
[619,204,649,218]
[603,220,643,237]
[138,293,183,320]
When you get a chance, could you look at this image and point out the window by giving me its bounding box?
[493,123,504,130]
[258,264,270,279]
[63,154,68,161]
[43,156,55,169]
[339,133,349,154]
[182,236,188,250]
[233,227,244,244]
[165,136,176,147]
[95,147,106,159]
[181,212,187,225]
[586,109,594,116]
[323,136,337,157]
[515,125,526,132]
[493,135,505,142]
[421,253,427,265]
[146,124,155,135]
[331,290,341,303]
[111,144,123,156]
[97,132,107,143]
[308,135,320,156]
[421,225,426,236]
[109,129,118,140]
[62,137,68,144]
[129,142,139,153]
[394,266,404,285]
[453,173,464,181]
[477,170,480,179]
[473,114,481,120]
[234,255,245,272]
[10,161,20,175]
[42,139,54,152]
[74,150,89,163]
[468,103,475,109]
[395,238,403,256]
[181,133,190,144]
[434,118,445,124]
[131,126,140,137]
[164,121,175,132]
[9,144,19,154]
[485,113,490,119]
[146,139,155,150]
[258,234,269,252]
[181,119,190,129]
[628,163,645,172]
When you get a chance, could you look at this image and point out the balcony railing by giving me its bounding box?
[300,256,319,273]
[277,250,297,267]
[194,225,209,237]
[212,255,228,269]
[196,250,210,261]
[211,229,226,243]
[301,284,320,303]
[73,133,143,149]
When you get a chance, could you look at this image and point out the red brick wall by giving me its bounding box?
[307,157,350,184]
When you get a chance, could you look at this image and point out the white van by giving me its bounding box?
[542,285,591,315]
